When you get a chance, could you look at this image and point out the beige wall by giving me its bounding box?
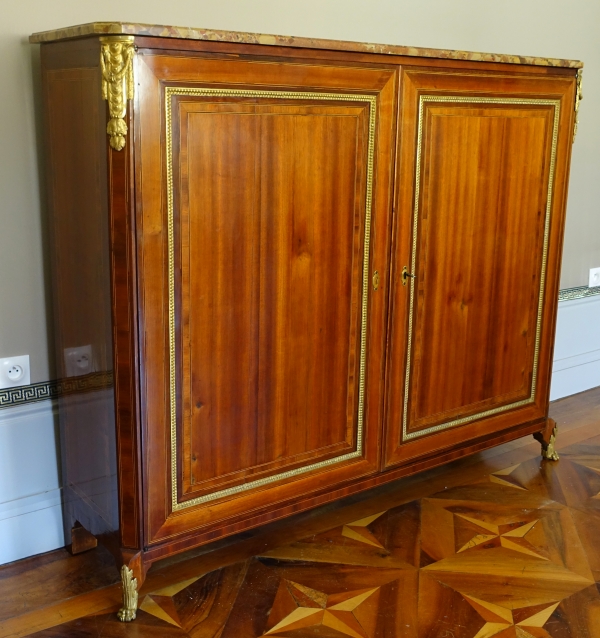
[2,0,599,382]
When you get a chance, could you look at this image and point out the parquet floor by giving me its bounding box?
[1,387,599,637]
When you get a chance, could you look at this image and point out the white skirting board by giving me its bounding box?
[551,294,600,400]
[0,401,64,565]
[0,295,598,566]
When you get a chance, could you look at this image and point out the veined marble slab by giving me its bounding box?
[30,22,582,68]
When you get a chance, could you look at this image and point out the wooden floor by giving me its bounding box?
[1,388,599,638]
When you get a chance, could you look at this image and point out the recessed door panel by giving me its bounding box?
[408,103,553,435]
[176,100,367,499]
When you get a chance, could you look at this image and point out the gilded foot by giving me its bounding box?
[540,425,560,461]
[117,565,138,622]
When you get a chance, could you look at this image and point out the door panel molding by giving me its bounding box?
[164,87,378,511]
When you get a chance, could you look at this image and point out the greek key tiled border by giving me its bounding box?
[558,286,600,302]
[0,371,114,409]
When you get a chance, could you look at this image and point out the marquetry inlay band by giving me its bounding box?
[165,87,378,511]
[402,95,561,442]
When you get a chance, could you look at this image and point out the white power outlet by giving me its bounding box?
[0,355,31,389]
[64,345,95,377]
[590,267,600,289]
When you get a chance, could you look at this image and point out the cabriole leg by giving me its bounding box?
[117,564,138,622]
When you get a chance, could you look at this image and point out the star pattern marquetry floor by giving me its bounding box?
[23,431,600,638]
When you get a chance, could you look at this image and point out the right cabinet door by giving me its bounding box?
[385,67,576,468]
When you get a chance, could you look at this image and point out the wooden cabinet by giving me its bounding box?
[31,22,582,620]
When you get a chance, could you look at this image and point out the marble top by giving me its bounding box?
[29,22,583,69]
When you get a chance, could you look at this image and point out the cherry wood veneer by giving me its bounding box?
[36,30,579,592]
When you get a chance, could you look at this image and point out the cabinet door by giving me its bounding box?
[385,68,576,467]
[135,48,396,545]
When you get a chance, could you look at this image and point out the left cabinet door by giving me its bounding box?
[134,47,397,546]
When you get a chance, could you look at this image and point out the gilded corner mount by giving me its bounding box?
[117,565,138,622]
[100,36,135,151]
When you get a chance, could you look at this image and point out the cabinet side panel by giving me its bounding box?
[41,41,118,539]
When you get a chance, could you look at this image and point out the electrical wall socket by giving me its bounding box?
[0,355,31,389]
[64,345,95,377]
[590,267,600,289]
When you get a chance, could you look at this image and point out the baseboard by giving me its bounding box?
[0,489,64,565]
[0,401,65,565]
[0,392,118,566]
[551,293,600,400]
